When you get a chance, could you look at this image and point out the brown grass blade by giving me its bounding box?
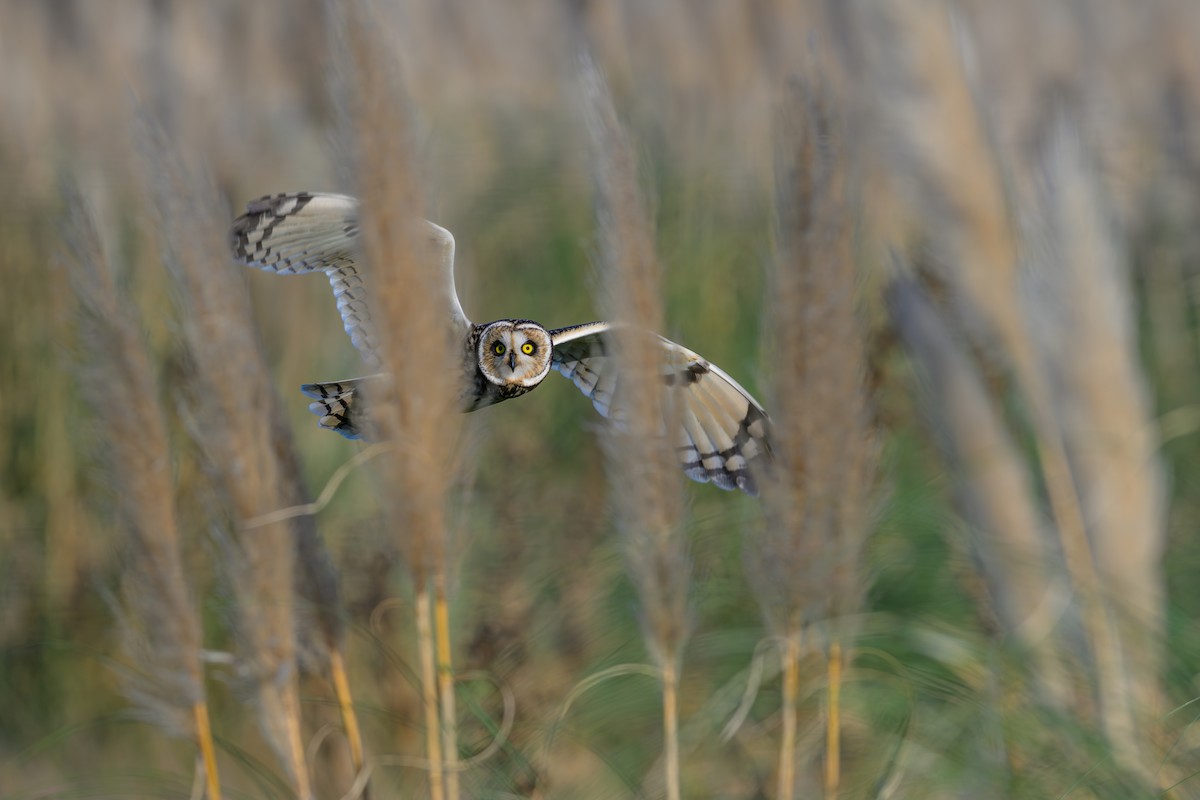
[852,0,1021,345]
[135,116,310,798]
[62,185,220,799]
[753,74,877,798]
[577,47,690,669]
[331,3,467,796]
[823,641,843,800]
[858,0,1154,777]
[758,75,875,632]
[886,274,1070,706]
[416,586,447,800]
[1024,120,1166,754]
[329,648,367,783]
[576,45,689,800]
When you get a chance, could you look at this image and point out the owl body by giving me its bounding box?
[232,192,772,495]
[303,318,552,436]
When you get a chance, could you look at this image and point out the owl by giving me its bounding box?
[231,192,771,495]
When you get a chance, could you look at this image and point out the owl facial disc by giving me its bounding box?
[478,320,553,388]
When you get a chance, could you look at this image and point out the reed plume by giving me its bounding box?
[885,273,1070,703]
[331,3,466,796]
[62,185,220,799]
[1022,120,1165,739]
[576,47,690,800]
[136,118,310,798]
[850,0,1164,779]
[751,75,877,800]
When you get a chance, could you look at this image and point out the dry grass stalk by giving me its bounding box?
[1024,121,1165,740]
[63,186,221,800]
[329,648,367,785]
[268,405,367,783]
[859,0,1151,776]
[577,49,689,800]
[778,632,801,799]
[333,3,466,797]
[415,588,446,800]
[434,570,457,798]
[854,0,1021,340]
[754,76,876,799]
[824,640,842,799]
[136,120,310,798]
[885,274,1070,705]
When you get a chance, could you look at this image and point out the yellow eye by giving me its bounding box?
[492,341,506,356]
[521,341,535,356]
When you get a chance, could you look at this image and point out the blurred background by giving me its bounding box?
[4,0,1200,798]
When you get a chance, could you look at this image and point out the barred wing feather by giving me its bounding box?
[230,191,469,369]
[550,322,771,495]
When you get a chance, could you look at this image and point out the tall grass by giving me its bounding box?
[332,3,467,796]
[137,117,317,797]
[850,0,1168,786]
[751,74,877,799]
[5,1,1200,798]
[578,48,691,800]
[62,186,221,799]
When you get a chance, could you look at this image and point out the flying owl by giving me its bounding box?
[231,192,771,495]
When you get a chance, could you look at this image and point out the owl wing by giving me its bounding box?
[549,321,772,496]
[231,192,470,369]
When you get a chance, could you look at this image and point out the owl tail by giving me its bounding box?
[300,380,366,440]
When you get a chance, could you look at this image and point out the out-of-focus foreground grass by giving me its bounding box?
[4,2,1200,798]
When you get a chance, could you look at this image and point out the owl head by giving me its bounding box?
[478,320,553,388]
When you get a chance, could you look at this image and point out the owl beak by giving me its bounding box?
[507,351,516,370]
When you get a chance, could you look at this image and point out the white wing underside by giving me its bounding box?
[231,192,469,369]
[550,321,771,495]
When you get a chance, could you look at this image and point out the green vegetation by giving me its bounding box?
[3,2,1200,798]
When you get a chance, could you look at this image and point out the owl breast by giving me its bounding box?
[462,364,539,411]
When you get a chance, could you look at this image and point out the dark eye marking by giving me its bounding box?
[492,341,506,356]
